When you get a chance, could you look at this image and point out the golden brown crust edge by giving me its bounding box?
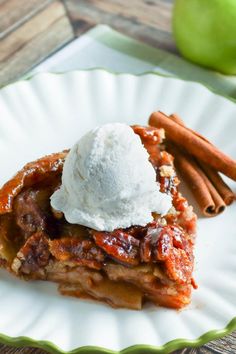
[0,151,68,214]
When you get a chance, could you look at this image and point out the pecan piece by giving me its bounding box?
[92,230,140,266]
[12,231,50,275]
[14,189,48,236]
[132,125,165,145]
[49,238,105,270]
[141,223,193,284]
[140,223,169,262]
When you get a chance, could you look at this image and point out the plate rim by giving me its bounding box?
[0,318,235,353]
[1,67,236,104]
[0,68,235,353]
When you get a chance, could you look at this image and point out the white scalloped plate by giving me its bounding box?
[0,70,235,353]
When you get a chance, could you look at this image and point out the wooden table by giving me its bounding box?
[0,0,235,353]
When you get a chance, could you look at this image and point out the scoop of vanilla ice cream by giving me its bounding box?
[50,123,172,231]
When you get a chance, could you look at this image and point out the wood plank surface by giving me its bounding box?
[0,0,53,39]
[0,0,235,353]
[64,0,176,52]
[0,0,74,86]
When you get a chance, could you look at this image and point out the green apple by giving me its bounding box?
[172,0,236,74]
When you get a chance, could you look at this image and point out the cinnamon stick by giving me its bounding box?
[167,143,225,216]
[169,113,211,144]
[199,163,235,206]
[169,113,235,206]
[149,111,236,181]
[195,164,226,215]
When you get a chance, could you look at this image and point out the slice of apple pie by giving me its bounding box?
[0,125,197,310]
